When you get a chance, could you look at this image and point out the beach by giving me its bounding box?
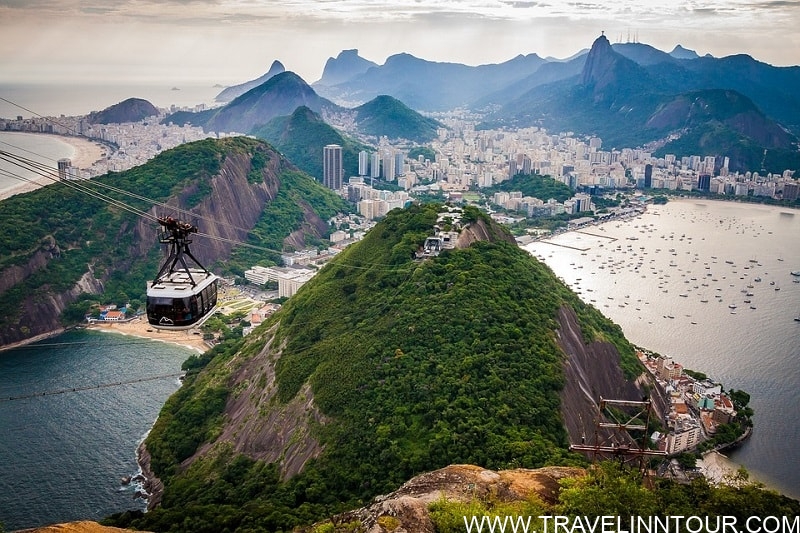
[698,451,748,486]
[0,132,107,201]
[87,316,209,354]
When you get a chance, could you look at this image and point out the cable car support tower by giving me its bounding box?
[151,216,209,287]
[570,397,666,478]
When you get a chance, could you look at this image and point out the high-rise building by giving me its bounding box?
[521,155,532,175]
[382,152,395,181]
[358,151,369,177]
[57,158,72,180]
[323,144,343,190]
[783,182,799,201]
[644,163,653,188]
[698,174,711,192]
[508,160,518,178]
[394,151,405,177]
[370,152,381,179]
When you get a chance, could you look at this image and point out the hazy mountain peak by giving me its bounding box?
[215,60,287,102]
[266,60,286,75]
[315,48,379,86]
[669,44,700,60]
[580,33,616,87]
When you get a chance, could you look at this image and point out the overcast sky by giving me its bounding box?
[1,0,799,86]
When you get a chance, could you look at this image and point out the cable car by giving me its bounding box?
[146,216,219,330]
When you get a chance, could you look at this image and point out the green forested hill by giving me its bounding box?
[486,173,574,203]
[106,203,798,532]
[251,105,370,181]
[116,204,649,531]
[0,136,347,346]
[354,95,442,142]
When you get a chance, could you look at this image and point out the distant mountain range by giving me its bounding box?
[153,36,800,174]
[165,72,444,158]
[480,35,800,171]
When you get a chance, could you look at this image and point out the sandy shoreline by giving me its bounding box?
[0,132,108,201]
[698,450,740,484]
[86,316,209,353]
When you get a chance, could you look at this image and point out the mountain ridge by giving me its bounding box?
[123,203,664,531]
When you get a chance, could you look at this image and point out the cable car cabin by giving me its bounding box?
[146,269,218,330]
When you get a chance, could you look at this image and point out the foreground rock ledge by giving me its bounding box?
[15,521,148,533]
[314,464,585,533]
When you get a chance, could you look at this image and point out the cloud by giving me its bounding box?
[1,0,798,85]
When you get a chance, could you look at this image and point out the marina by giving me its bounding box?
[524,199,800,497]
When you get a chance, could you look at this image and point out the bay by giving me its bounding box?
[523,198,800,498]
[0,330,194,531]
[0,131,75,196]
[0,82,222,119]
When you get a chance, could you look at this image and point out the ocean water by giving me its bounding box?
[523,199,800,498]
[0,131,75,196]
[0,330,193,531]
[0,82,222,119]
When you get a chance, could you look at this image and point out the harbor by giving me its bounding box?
[523,198,800,497]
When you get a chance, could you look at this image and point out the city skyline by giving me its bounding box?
[1,1,799,87]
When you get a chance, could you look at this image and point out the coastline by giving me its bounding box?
[0,328,65,353]
[86,316,209,353]
[137,440,165,511]
[698,450,750,486]
[0,132,108,201]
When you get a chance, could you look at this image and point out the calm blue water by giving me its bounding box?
[0,330,193,531]
[0,132,75,197]
[0,82,222,119]
[525,199,800,499]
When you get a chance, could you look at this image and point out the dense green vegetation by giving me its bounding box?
[0,136,347,336]
[354,95,442,142]
[223,169,349,275]
[252,106,370,181]
[425,463,800,533]
[0,138,223,327]
[486,173,574,204]
[408,146,436,162]
[110,203,649,532]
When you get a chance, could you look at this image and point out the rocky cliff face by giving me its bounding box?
[0,144,326,348]
[185,324,327,480]
[454,217,517,249]
[556,306,668,447]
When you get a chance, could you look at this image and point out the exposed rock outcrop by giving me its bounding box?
[312,464,584,533]
[16,521,147,533]
[455,217,517,249]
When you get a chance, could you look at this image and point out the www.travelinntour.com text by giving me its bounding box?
[461,515,800,533]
